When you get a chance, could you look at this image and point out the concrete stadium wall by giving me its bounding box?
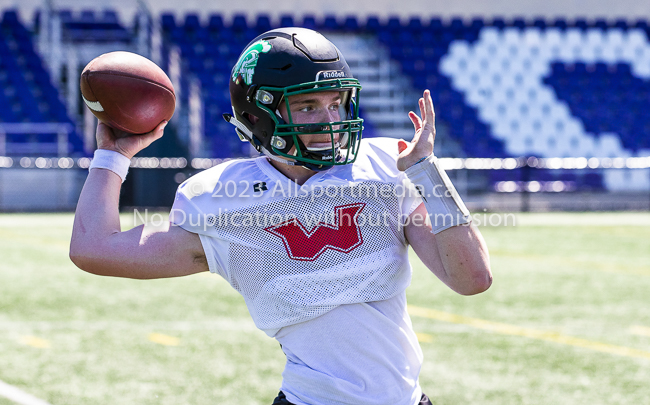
[1,0,650,25]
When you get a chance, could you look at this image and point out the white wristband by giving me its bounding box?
[405,155,471,234]
[89,149,131,183]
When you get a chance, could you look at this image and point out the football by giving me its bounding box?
[80,51,175,135]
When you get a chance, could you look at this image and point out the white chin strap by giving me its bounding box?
[227,113,295,167]
[261,147,296,166]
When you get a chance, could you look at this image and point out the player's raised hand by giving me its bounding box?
[396,89,436,171]
[96,121,167,160]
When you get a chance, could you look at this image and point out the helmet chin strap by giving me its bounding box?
[261,148,296,166]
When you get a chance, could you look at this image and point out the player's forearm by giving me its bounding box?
[434,223,492,295]
[69,168,123,271]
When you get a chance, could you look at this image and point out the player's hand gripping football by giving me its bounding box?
[96,120,167,160]
[396,89,436,171]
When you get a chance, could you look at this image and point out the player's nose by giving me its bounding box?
[311,105,339,123]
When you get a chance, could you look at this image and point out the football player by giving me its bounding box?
[70,27,491,405]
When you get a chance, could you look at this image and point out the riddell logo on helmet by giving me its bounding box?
[317,70,346,81]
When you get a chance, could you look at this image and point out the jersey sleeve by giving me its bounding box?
[169,170,229,278]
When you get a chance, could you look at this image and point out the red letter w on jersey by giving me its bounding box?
[265,203,365,261]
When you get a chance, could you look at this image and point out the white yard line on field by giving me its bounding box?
[0,380,53,405]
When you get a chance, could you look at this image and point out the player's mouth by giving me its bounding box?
[306,141,340,151]
[305,133,340,150]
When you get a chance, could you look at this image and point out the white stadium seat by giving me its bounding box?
[503,29,522,45]
[543,28,563,47]
[448,41,470,59]
[595,133,630,158]
[478,27,501,45]
[565,29,584,47]
[605,29,625,47]
[585,30,604,46]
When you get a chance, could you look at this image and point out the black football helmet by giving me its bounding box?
[223,27,363,171]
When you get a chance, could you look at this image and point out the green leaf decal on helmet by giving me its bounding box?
[232,39,272,85]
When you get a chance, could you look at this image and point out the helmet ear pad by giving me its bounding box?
[230,77,296,155]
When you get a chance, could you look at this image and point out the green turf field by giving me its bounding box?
[0,212,649,405]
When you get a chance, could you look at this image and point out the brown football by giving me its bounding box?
[80,51,175,135]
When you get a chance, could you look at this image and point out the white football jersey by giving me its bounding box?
[170,137,424,405]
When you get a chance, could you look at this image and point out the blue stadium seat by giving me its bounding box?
[255,15,272,33]
[574,18,588,30]
[184,14,200,30]
[491,17,506,29]
[450,17,464,32]
[280,15,294,27]
[343,16,359,32]
[387,16,401,32]
[2,10,19,25]
[161,13,176,30]
[612,19,627,30]
[322,15,339,31]
[302,15,317,30]
[208,14,223,31]
[102,10,119,24]
[231,14,248,31]
[594,19,608,30]
[552,18,567,30]
[365,16,380,32]
[470,18,484,32]
[59,10,72,23]
[512,17,526,29]
[633,20,649,31]
[407,17,422,33]
[532,18,546,29]
[428,18,443,32]
[80,10,95,24]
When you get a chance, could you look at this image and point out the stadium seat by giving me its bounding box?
[532,18,547,30]
[161,13,175,30]
[208,14,223,31]
[322,15,339,31]
[491,17,506,29]
[79,10,95,24]
[512,17,526,29]
[302,15,317,30]
[185,14,200,30]
[470,18,485,32]
[279,15,294,28]
[365,16,380,33]
[552,18,568,30]
[231,14,247,31]
[407,17,423,33]
[574,18,589,30]
[255,15,272,33]
[343,16,359,32]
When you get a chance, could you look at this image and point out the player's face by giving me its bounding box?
[278,91,342,149]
